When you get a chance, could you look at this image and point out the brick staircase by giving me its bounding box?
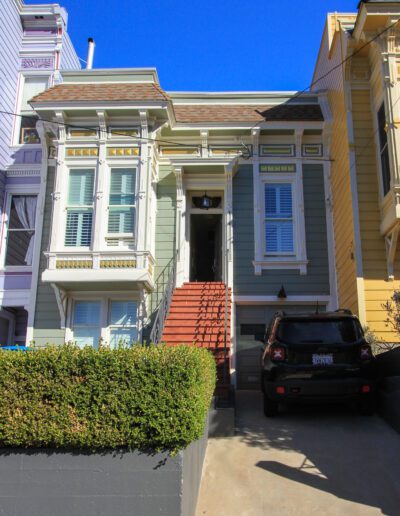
[161,282,231,389]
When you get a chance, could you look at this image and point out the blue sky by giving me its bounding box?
[27,0,360,91]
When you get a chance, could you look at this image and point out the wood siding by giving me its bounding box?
[60,32,80,70]
[352,88,400,339]
[232,164,330,296]
[0,0,23,170]
[312,23,359,313]
[147,165,176,323]
[33,166,65,346]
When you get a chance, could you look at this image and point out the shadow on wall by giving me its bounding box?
[236,392,400,516]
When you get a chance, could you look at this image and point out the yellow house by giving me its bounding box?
[313,0,400,341]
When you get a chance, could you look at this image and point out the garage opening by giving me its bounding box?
[190,214,222,282]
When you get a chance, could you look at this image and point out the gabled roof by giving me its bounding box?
[30,82,169,104]
[173,103,324,123]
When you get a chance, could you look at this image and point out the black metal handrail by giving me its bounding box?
[149,251,178,344]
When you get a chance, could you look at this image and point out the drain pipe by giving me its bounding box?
[86,38,95,69]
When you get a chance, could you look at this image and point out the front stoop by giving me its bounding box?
[161,282,232,394]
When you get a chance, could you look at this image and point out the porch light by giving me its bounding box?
[277,285,287,299]
[199,192,213,210]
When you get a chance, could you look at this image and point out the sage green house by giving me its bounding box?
[29,68,337,389]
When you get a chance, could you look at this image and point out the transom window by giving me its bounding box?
[65,169,95,247]
[4,195,37,266]
[264,183,294,254]
[108,168,136,239]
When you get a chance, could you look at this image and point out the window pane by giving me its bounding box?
[110,301,137,325]
[108,207,135,234]
[109,168,136,205]
[73,328,101,348]
[74,301,101,326]
[266,221,294,253]
[265,184,292,218]
[21,76,49,111]
[8,196,37,229]
[110,328,137,348]
[5,231,33,265]
[19,116,40,144]
[68,170,94,205]
[65,210,93,246]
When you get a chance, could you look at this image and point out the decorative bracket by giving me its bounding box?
[385,226,399,281]
[51,283,68,329]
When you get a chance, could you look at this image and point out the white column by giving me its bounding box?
[174,166,186,286]
[252,129,262,275]
[49,111,66,252]
[92,110,107,259]
[137,111,149,254]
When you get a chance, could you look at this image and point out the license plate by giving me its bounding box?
[312,353,333,365]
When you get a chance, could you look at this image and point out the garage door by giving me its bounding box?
[236,305,322,390]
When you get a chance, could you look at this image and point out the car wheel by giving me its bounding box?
[358,395,375,416]
[263,393,279,417]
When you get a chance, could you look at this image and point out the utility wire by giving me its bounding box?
[1,19,398,157]
[0,109,197,148]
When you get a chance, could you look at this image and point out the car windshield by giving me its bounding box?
[276,318,363,345]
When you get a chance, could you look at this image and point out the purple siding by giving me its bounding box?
[0,273,32,291]
[0,0,23,171]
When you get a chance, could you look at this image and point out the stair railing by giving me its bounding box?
[149,250,178,344]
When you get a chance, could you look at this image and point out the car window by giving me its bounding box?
[276,318,363,345]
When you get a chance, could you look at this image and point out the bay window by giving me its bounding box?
[71,299,138,347]
[65,169,95,247]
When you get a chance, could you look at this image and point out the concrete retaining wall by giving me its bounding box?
[0,419,208,516]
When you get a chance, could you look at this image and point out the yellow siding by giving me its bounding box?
[351,88,400,341]
[313,20,358,314]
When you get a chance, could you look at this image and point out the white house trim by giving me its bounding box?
[234,295,332,306]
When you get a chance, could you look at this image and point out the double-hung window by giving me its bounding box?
[72,301,101,348]
[70,299,138,348]
[108,168,136,240]
[65,169,95,247]
[265,183,294,255]
[4,195,37,266]
[255,165,308,275]
[18,76,49,145]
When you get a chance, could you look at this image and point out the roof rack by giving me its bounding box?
[334,309,353,315]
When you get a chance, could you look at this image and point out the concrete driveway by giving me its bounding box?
[196,391,400,516]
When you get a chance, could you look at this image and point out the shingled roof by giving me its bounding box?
[173,103,324,123]
[30,83,170,104]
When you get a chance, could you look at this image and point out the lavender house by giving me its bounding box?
[0,0,80,346]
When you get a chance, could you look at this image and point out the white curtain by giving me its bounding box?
[13,196,37,266]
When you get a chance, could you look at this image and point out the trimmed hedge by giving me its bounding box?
[0,345,216,452]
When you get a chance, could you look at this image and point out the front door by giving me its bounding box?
[190,214,222,282]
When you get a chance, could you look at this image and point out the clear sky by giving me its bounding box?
[26,0,360,91]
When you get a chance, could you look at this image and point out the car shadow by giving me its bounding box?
[236,391,400,515]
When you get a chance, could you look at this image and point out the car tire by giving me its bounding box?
[263,393,279,417]
[358,395,375,416]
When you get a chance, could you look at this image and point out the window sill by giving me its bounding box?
[253,259,308,276]
[1,266,33,274]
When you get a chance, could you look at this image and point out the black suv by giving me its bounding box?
[261,310,376,416]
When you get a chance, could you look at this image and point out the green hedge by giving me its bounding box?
[0,345,216,452]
